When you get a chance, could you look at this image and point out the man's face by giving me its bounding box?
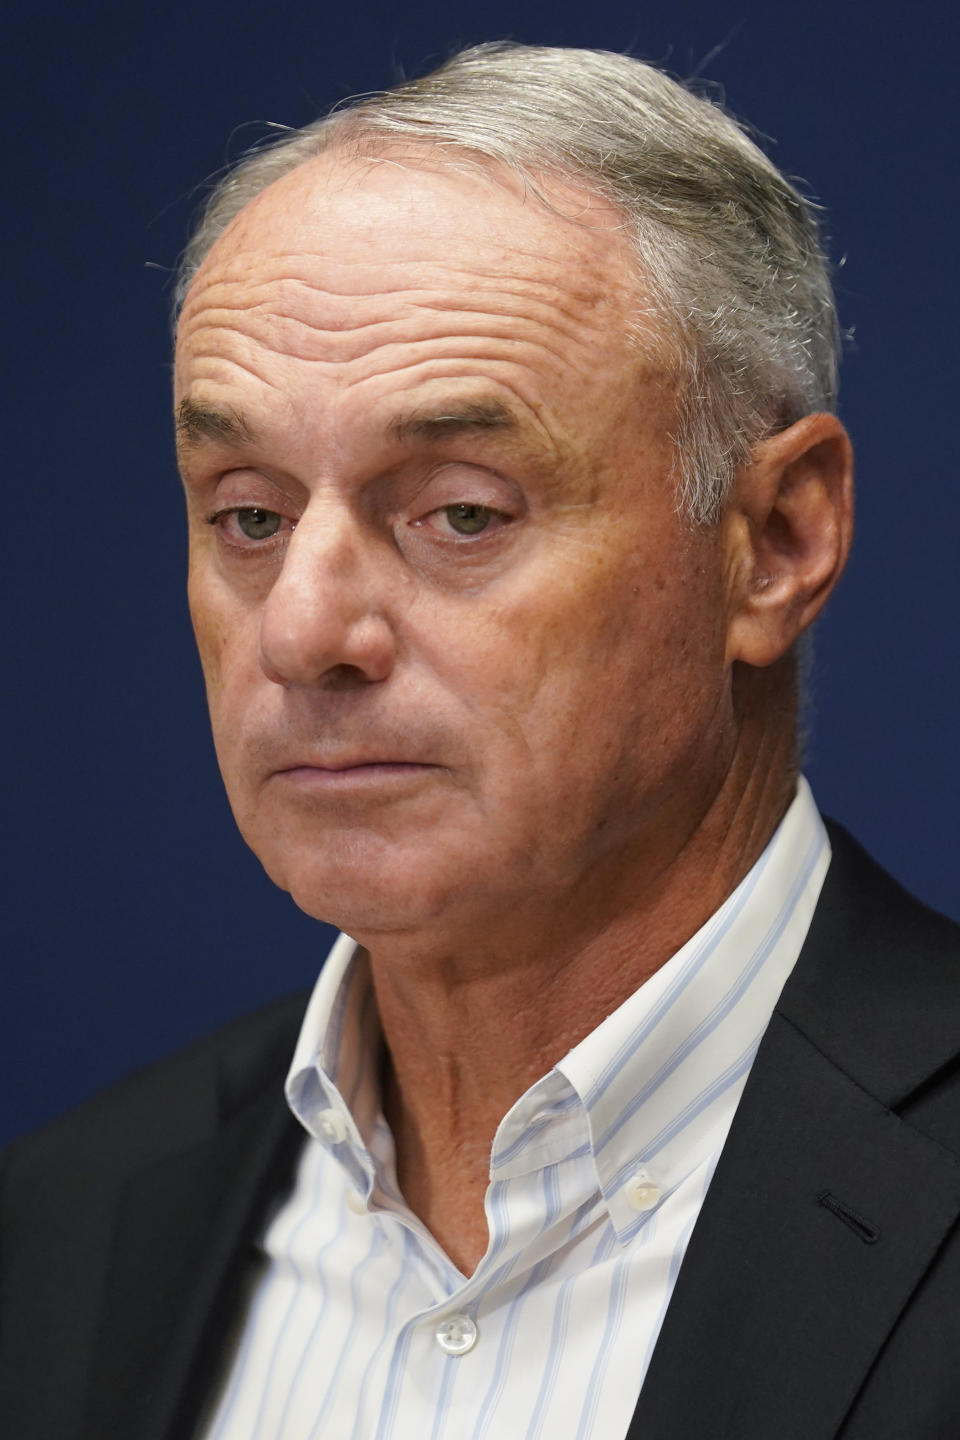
[175,152,739,946]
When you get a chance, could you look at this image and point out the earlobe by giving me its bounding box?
[725,414,854,669]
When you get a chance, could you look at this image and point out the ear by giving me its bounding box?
[724,413,854,668]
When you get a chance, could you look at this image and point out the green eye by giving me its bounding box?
[445,503,492,535]
[236,507,282,540]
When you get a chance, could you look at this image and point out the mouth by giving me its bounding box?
[273,760,442,789]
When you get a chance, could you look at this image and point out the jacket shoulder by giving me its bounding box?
[821,820,960,954]
[1,989,309,1222]
[0,991,309,1436]
[783,820,960,1124]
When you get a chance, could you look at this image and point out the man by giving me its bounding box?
[2,41,959,1440]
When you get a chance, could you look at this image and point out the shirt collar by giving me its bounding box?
[285,933,381,1189]
[286,779,830,1237]
[488,778,830,1238]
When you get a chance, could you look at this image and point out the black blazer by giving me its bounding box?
[2,824,959,1440]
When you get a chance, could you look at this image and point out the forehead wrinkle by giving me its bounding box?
[181,321,580,388]
[177,343,289,403]
[179,319,632,476]
[180,285,620,377]
[187,224,628,292]
[185,264,621,321]
[180,313,582,408]
[177,186,649,475]
[182,236,632,338]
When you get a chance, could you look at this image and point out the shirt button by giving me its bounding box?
[435,1315,478,1356]
[346,1188,367,1214]
[625,1171,662,1211]
[317,1109,347,1144]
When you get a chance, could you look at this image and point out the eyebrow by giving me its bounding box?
[388,399,518,445]
[175,399,255,451]
[174,394,525,463]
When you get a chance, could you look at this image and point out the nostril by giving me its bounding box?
[259,603,397,688]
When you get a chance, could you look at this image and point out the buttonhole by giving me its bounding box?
[817,1190,880,1244]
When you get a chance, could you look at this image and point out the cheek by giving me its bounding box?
[188,576,263,745]
[188,601,225,695]
[515,561,725,779]
[403,569,646,782]
[187,562,222,680]
[425,545,719,711]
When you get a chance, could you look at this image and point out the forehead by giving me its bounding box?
[176,151,651,361]
[173,150,677,474]
[186,147,637,296]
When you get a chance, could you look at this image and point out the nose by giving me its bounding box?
[258,507,397,688]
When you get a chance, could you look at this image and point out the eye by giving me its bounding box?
[423,503,509,538]
[445,503,496,535]
[207,506,289,544]
[235,507,283,540]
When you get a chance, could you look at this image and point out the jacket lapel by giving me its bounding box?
[80,1043,303,1440]
[627,1010,960,1440]
[628,826,960,1440]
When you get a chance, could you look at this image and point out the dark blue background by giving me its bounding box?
[4,0,957,1146]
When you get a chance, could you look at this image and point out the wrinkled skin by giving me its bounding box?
[175,148,854,1270]
[175,154,744,956]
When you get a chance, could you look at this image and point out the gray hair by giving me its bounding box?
[175,43,840,524]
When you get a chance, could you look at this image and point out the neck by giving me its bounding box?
[369,678,797,1273]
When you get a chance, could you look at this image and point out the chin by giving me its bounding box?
[286,872,456,940]
[250,830,461,937]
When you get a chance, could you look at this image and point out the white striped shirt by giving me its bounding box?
[198,779,830,1440]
